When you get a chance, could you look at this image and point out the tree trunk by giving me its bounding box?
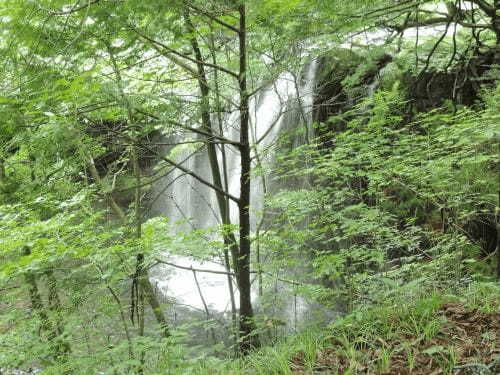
[494,1,500,66]
[496,190,500,281]
[45,269,71,356]
[182,6,240,273]
[23,248,51,335]
[0,158,5,184]
[183,5,240,346]
[87,154,170,338]
[99,44,171,340]
[22,248,69,360]
[208,31,239,336]
[494,2,500,281]
[237,4,259,353]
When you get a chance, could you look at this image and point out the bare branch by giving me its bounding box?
[155,258,305,286]
[155,259,235,275]
[139,143,241,203]
[48,0,101,16]
[134,108,242,147]
[131,25,239,79]
[464,0,496,17]
[186,3,240,33]
[362,0,425,18]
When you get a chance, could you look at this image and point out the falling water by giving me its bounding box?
[148,60,319,320]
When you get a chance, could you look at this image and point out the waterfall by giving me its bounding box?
[149,60,319,317]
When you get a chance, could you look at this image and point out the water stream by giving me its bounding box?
[149,60,319,318]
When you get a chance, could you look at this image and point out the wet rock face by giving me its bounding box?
[309,47,499,270]
[312,53,358,151]
[403,49,495,112]
[312,51,359,127]
[311,47,496,148]
[84,119,161,176]
[403,70,477,111]
[312,50,392,148]
[81,118,161,208]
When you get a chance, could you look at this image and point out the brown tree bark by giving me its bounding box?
[494,1,500,65]
[0,158,5,184]
[237,3,259,353]
[22,248,70,360]
[87,155,170,338]
[182,5,242,347]
[100,45,171,341]
[44,269,71,356]
[182,5,240,275]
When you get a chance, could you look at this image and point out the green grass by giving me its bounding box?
[154,281,499,374]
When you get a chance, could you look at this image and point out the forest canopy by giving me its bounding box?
[0,0,499,374]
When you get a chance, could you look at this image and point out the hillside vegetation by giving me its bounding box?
[0,0,499,374]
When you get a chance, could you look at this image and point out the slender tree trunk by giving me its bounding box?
[237,4,259,353]
[45,270,64,336]
[22,248,70,361]
[208,33,238,333]
[22,162,71,361]
[192,269,218,345]
[494,0,500,280]
[0,158,5,184]
[23,248,52,336]
[496,184,500,280]
[99,268,135,361]
[183,5,241,346]
[44,269,71,356]
[494,1,500,66]
[102,44,171,339]
[86,154,170,338]
[182,7,240,272]
[131,146,146,374]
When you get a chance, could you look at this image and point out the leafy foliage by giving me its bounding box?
[0,0,499,373]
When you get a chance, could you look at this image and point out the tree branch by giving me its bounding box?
[385,16,450,31]
[155,259,304,286]
[134,108,242,147]
[130,25,239,79]
[155,259,235,275]
[48,0,101,16]
[139,143,240,203]
[186,3,240,33]
[464,0,496,17]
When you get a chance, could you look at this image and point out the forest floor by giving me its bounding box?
[290,303,499,375]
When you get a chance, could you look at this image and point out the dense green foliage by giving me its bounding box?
[1,0,499,374]
[265,81,499,307]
